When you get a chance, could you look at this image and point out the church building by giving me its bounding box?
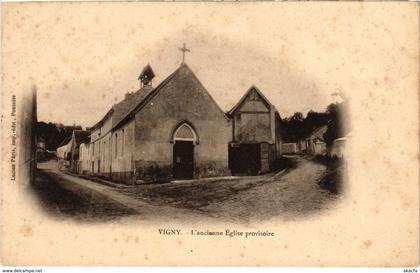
[87,63,231,184]
[79,46,283,184]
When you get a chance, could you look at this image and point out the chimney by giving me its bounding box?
[125,92,133,99]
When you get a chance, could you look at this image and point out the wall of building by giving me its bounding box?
[89,117,113,176]
[90,116,113,142]
[260,142,270,173]
[234,112,271,143]
[231,90,275,144]
[329,139,346,158]
[106,122,135,183]
[275,114,282,158]
[79,143,90,173]
[282,143,298,154]
[83,108,136,184]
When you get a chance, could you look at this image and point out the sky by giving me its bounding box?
[4,2,391,128]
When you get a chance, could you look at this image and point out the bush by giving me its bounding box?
[312,155,344,194]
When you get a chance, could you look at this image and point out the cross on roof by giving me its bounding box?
[178,43,190,64]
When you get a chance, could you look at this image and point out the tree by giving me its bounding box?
[323,101,350,146]
[280,112,306,142]
[280,110,332,143]
[36,122,83,151]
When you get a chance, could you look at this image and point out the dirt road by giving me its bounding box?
[33,156,339,223]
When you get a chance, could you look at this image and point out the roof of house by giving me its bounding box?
[113,63,229,130]
[112,85,155,127]
[227,85,277,116]
[90,108,114,131]
[306,125,328,141]
[90,85,154,131]
[72,130,91,145]
[57,136,72,148]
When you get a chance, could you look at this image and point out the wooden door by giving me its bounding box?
[229,143,261,175]
[173,141,194,179]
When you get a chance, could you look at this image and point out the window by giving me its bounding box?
[121,129,125,156]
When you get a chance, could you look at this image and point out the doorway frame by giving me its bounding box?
[171,121,199,180]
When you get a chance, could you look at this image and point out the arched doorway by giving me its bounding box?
[172,122,198,179]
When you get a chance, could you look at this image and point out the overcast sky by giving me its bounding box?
[5,3,386,128]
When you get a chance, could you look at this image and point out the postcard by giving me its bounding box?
[1,1,418,266]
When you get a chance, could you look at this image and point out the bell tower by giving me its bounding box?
[138,64,155,88]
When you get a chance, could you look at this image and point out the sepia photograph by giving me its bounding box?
[1,1,418,267]
[32,45,349,223]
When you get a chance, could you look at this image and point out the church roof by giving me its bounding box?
[111,85,154,128]
[90,85,154,131]
[91,63,228,132]
[113,63,229,130]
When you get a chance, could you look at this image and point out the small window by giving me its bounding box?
[121,129,125,156]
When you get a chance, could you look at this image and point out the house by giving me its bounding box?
[56,136,72,169]
[281,143,298,154]
[304,125,328,155]
[86,63,231,184]
[329,132,351,158]
[78,142,91,174]
[227,86,282,175]
[68,130,91,173]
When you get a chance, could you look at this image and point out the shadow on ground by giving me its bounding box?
[31,156,342,223]
[31,170,138,222]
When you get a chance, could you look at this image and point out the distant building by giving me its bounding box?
[282,143,298,154]
[329,132,351,158]
[56,136,72,169]
[304,125,328,156]
[78,142,91,174]
[228,86,282,175]
[69,130,90,173]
